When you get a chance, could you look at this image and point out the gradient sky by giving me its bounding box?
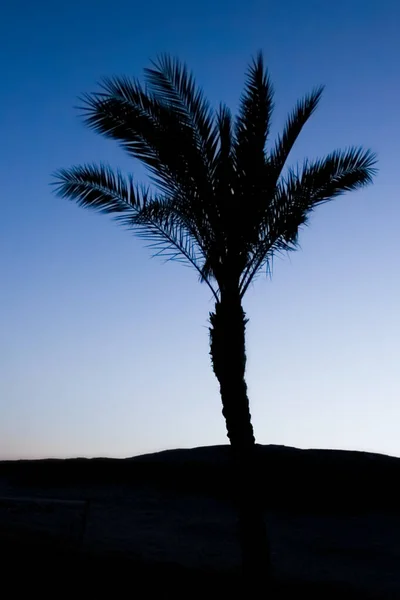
[1,0,399,460]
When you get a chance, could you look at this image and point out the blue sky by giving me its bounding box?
[1,0,399,459]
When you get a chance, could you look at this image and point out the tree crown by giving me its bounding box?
[54,53,376,301]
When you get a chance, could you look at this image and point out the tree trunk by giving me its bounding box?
[209,291,271,590]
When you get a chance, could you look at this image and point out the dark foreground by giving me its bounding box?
[2,538,390,599]
[1,444,399,599]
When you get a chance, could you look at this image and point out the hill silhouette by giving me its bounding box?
[1,444,399,513]
[1,445,399,598]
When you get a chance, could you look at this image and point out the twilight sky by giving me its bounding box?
[1,0,399,460]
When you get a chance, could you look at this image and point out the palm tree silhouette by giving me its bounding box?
[54,53,376,587]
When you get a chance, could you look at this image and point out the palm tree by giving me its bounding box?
[53,53,376,588]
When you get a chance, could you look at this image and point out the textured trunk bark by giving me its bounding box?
[209,291,271,590]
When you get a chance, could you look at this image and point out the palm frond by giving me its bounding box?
[289,146,377,202]
[52,164,143,213]
[80,80,166,177]
[229,53,275,262]
[268,86,324,181]
[144,55,218,167]
[143,57,232,259]
[118,198,219,299]
[235,52,274,157]
[79,77,211,200]
[239,146,377,296]
[209,104,234,227]
[213,103,233,182]
[53,164,219,299]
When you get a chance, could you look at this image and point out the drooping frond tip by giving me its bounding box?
[239,145,377,296]
[52,164,142,214]
[52,163,220,300]
[268,85,325,178]
[292,146,378,200]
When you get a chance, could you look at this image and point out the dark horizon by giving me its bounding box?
[2,441,400,464]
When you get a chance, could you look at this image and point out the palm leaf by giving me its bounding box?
[202,103,234,269]
[230,53,275,262]
[268,86,324,181]
[118,198,219,298]
[289,147,377,202]
[212,103,233,194]
[144,55,218,168]
[240,146,377,295]
[53,164,219,299]
[143,58,233,262]
[53,164,143,213]
[234,52,274,194]
[235,52,274,151]
[80,77,212,201]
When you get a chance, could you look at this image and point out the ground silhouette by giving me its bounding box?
[2,444,399,513]
[1,445,399,599]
